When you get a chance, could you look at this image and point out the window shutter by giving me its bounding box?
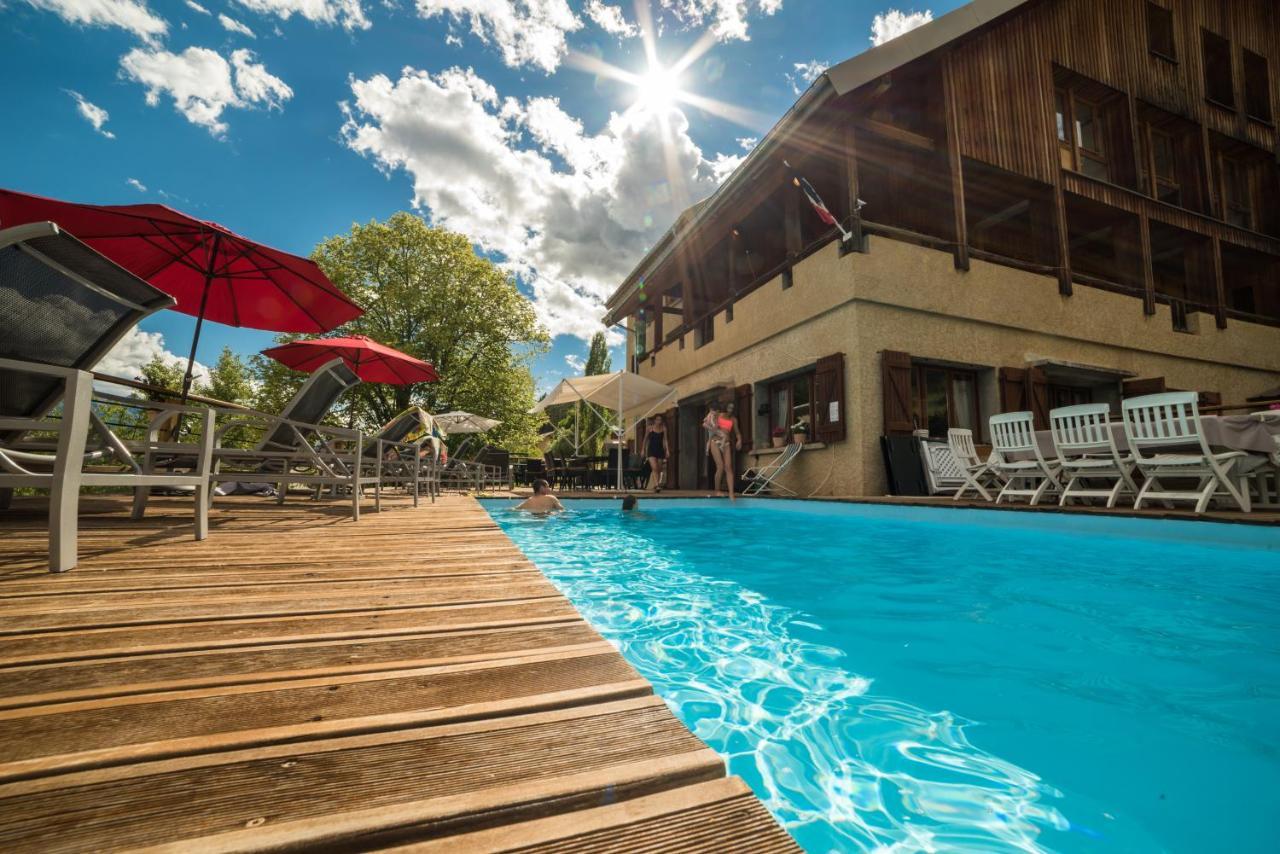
[1197,390,1221,409]
[998,367,1028,412]
[814,353,847,443]
[734,383,754,450]
[1123,376,1166,397]
[881,350,914,435]
[663,407,679,488]
[1026,366,1050,428]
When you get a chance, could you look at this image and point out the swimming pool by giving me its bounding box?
[481,498,1280,853]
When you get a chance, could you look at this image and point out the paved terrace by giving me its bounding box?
[0,494,798,852]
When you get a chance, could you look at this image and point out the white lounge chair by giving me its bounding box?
[1122,392,1253,513]
[0,222,216,572]
[946,428,1002,501]
[1050,403,1138,508]
[989,411,1061,505]
[742,442,802,496]
[920,437,965,495]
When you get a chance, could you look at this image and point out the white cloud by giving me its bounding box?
[656,0,781,43]
[126,177,147,191]
[737,135,757,151]
[585,0,635,38]
[98,328,210,388]
[233,0,370,32]
[415,0,582,73]
[341,66,735,342]
[185,0,210,14]
[120,46,292,137]
[23,0,167,39]
[786,58,827,94]
[563,353,585,372]
[870,9,932,46]
[219,12,257,36]
[66,90,115,139]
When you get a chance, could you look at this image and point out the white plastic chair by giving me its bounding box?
[946,428,1002,501]
[742,442,802,496]
[1121,392,1252,513]
[989,411,1061,505]
[1049,403,1138,508]
[1246,411,1279,509]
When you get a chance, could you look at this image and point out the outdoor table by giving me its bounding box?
[1031,413,1280,457]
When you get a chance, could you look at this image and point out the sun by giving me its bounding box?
[633,64,683,112]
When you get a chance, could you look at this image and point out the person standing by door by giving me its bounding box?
[642,416,669,492]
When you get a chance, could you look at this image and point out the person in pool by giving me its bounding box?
[515,478,564,513]
[642,415,669,492]
[702,401,742,500]
[621,494,638,511]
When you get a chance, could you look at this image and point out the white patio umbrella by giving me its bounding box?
[433,411,502,434]
[531,372,678,490]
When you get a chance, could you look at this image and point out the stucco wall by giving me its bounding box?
[633,235,1280,497]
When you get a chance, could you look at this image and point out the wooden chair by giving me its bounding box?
[1049,403,1138,508]
[989,411,1061,505]
[1121,392,1252,513]
[946,428,1002,501]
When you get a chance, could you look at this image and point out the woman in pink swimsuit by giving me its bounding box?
[703,402,742,500]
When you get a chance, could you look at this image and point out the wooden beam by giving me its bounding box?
[1139,210,1156,315]
[1211,234,1227,329]
[843,122,865,254]
[784,183,802,261]
[941,55,969,272]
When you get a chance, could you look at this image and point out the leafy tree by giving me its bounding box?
[585,332,611,375]
[255,213,549,452]
[204,347,254,407]
[139,356,185,402]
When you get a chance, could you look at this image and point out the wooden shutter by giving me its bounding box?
[881,350,914,435]
[1197,390,1222,409]
[663,407,679,488]
[1123,376,1166,397]
[734,383,753,450]
[814,353,847,443]
[1026,366,1050,428]
[998,367,1028,412]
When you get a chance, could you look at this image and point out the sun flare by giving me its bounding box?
[633,64,683,112]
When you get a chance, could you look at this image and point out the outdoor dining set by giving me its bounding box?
[937,400,1280,514]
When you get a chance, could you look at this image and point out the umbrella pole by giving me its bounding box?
[180,232,222,406]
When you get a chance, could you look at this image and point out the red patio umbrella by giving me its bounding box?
[262,335,439,384]
[0,188,363,401]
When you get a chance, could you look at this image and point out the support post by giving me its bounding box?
[1050,180,1072,296]
[941,55,969,272]
[842,123,865,254]
[1139,211,1156,316]
[784,185,802,262]
[1211,235,1227,329]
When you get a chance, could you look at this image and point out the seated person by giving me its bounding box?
[516,478,564,513]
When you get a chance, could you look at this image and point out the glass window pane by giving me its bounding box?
[791,375,811,434]
[1075,100,1100,152]
[1081,154,1109,181]
[951,374,976,431]
[1151,132,1176,179]
[1055,91,1067,142]
[925,369,948,438]
[772,386,789,432]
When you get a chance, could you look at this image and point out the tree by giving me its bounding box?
[256,213,549,452]
[204,347,254,406]
[139,355,185,401]
[585,332,611,376]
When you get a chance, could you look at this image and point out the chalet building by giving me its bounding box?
[604,0,1280,496]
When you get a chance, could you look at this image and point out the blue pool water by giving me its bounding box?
[481,499,1280,853]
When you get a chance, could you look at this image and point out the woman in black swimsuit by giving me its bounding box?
[643,416,669,492]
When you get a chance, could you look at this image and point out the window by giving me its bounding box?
[910,365,978,438]
[1220,155,1253,229]
[1201,29,1234,107]
[1055,88,1110,180]
[1243,49,1273,122]
[694,314,714,348]
[1140,125,1181,205]
[1146,2,1176,61]
[769,373,814,438]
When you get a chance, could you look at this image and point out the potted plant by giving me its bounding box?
[770,426,786,448]
[790,416,809,446]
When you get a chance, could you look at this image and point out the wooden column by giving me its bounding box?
[842,123,865,254]
[941,55,969,272]
[783,185,801,288]
[1211,235,1227,329]
[1139,211,1156,316]
[1050,178,1073,296]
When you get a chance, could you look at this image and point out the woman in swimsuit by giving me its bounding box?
[642,416,669,492]
[702,402,742,500]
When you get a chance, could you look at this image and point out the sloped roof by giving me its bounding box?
[603,0,1031,324]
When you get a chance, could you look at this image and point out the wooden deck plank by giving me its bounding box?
[0,493,792,851]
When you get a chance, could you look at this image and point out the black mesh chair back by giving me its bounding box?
[257,357,360,451]
[0,222,174,420]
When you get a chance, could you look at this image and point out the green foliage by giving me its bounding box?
[253,212,549,452]
[548,332,615,457]
[139,356,185,401]
[204,347,254,406]
[585,332,611,375]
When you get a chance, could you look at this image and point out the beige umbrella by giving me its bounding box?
[433,410,501,434]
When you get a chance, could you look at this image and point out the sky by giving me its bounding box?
[1,0,955,393]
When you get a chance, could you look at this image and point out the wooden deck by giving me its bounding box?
[0,494,798,852]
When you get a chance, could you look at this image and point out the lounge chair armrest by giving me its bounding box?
[0,357,86,381]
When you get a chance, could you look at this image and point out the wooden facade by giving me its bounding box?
[611,0,1280,348]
